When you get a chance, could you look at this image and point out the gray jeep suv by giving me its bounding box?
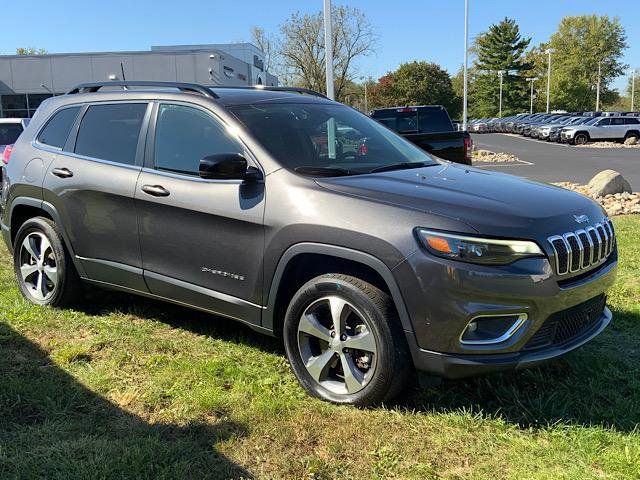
[1,81,617,406]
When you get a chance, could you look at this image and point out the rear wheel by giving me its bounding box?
[283,274,410,406]
[573,133,588,145]
[624,132,639,143]
[13,217,81,307]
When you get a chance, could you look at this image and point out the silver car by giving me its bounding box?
[560,116,640,145]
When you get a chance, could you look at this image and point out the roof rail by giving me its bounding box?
[66,81,219,99]
[211,85,327,99]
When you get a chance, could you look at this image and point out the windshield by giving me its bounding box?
[230,103,439,175]
[0,123,23,145]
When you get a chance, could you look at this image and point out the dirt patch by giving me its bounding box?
[553,181,640,216]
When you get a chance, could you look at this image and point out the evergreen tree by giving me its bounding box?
[470,18,531,117]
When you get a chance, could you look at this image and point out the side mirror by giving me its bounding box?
[199,153,261,181]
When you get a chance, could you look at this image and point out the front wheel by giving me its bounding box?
[573,133,588,145]
[13,217,81,307]
[283,274,411,406]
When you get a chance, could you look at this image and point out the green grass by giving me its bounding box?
[1,217,640,479]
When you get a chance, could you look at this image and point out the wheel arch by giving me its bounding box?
[8,197,85,276]
[263,242,414,336]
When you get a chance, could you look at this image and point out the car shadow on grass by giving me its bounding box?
[0,321,253,480]
[76,289,640,434]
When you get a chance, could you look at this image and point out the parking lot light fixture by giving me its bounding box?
[545,48,554,113]
[526,77,537,114]
[596,60,602,111]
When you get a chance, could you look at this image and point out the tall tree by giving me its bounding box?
[470,18,532,117]
[276,5,377,101]
[368,61,460,117]
[537,15,628,111]
[250,26,275,72]
[16,47,47,55]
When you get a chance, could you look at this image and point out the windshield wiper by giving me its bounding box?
[294,166,355,177]
[369,161,435,173]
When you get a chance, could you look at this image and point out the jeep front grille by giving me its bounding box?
[548,219,615,276]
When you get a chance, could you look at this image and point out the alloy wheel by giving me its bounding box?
[297,296,377,395]
[19,232,58,301]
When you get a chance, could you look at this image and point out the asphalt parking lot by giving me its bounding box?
[472,133,640,188]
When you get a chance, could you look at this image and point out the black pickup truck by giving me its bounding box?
[371,106,472,165]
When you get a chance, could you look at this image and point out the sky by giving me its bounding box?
[2,0,638,92]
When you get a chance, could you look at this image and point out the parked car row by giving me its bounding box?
[469,111,640,145]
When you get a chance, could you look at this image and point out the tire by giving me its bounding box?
[13,217,82,307]
[574,133,588,145]
[624,132,639,143]
[283,274,411,406]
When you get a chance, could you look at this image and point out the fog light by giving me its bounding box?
[460,313,527,345]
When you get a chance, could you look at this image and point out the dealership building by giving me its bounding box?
[0,43,278,118]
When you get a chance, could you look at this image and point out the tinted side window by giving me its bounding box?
[75,103,147,165]
[597,118,611,126]
[154,104,243,175]
[625,118,639,125]
[611,118,625,126]
[37,106,80,148]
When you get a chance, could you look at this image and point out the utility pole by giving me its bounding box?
[595,60,602,111]
[545,48,554,113]
[462,0,469,131]
[526,77,537,114]
[498,70,505,117]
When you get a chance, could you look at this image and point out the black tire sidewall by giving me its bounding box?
[283,275,399,406]
[575,134,587,145]
[13,217,72,306]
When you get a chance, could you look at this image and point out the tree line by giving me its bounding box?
[256,7,633,117]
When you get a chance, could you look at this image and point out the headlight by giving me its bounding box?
[415,229,544,265]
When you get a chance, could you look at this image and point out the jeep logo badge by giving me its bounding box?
[573,214,589,224]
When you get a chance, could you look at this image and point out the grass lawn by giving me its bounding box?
[1,217,639,479]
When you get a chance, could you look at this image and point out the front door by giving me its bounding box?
[135,102,265,325]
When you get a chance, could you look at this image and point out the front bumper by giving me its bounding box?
[406,306,611,378]
[395,244,617,378]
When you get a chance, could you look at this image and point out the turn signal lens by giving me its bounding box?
[2,144,13,165]
[426,236,452,254]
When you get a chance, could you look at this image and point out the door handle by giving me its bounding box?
[51,167,73,178]
[141,184,170,197]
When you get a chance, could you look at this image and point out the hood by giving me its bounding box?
[316,163,605,239]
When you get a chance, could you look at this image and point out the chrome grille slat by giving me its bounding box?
[548,218,615,276]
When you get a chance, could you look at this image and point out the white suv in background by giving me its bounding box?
[560,116,640,145]
[0,118,30,157]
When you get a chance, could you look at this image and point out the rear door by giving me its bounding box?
[135,102,265,325]
[609,117,626,139]
[43,102,151,290]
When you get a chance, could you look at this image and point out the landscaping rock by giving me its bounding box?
[624,136,638,146]
[553,180,639,216]
[587,170,632,197]
[472,149,519,163]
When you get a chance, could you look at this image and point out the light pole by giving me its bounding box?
[498,70,505,117]
[462,0,469,131]
[526,77,537,114]
[323,0,336,159]
[323,0,335,100]
[360,76,369,112]
[595,59,602,111]
[630,68,636,112]
[545,48,554,113]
